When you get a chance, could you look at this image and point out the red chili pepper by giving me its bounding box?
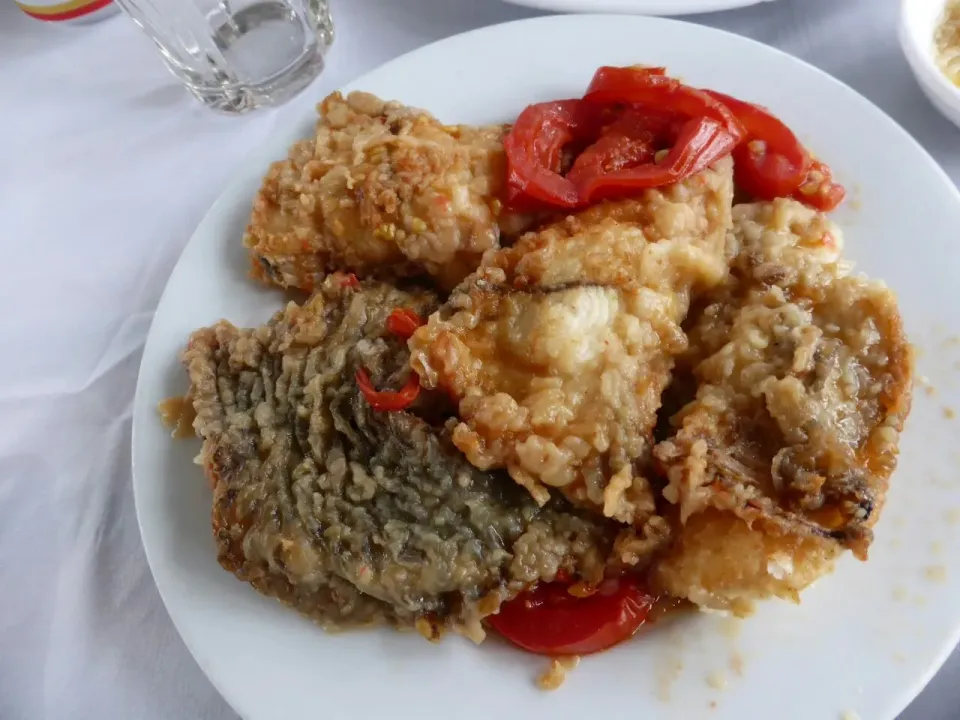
[355,368,420,412]
[339,273,360,289]
[386,308,424,340]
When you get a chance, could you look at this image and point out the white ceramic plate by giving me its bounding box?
[500,0,778,16]
[133,14,960,720]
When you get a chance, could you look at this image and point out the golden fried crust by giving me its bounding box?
[244,91,508,291]
[410,158,735,535]
[652,509,843,616]
[183,277,625,634]
[490,161,734,293]
[652,199,913,610]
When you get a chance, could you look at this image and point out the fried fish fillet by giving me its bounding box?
[180,276,621,640]
[244,91,508,292]
[409,158,734,541]
[652,199,913,613]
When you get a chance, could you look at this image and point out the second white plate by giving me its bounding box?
[500,0,779,16]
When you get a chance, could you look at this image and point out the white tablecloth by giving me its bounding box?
[1,0,957,717]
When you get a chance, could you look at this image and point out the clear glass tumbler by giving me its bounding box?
[116,0,334,114]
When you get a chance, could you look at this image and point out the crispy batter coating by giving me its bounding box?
[409,158,734,536]
[653,199,913,613]
[244,91,508,291]
[181,276,621,639]
[171,83,916,631]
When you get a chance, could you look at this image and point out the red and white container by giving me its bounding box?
[14,0,118,23]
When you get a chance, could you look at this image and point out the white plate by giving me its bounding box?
[500,0,778,16]
[133,14,960,720]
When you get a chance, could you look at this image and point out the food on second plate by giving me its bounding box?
[409,157,733,533]
[181,275,623,640]
[653,199,912,613]
[244,91,509,292]
[166,64,912,680]
[936,0,960,87]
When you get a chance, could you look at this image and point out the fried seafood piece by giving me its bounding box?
[244,91,508,291]
[409,158,734,538]
[180,276,620,640]
[653,199,913,613]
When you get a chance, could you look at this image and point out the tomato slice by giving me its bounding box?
[487,577,655,656]
[503,100,588,211]
[573,117,738,204]
[355,369,420,411]
[584,67,745,141]
[703,90,813,201]
[793,158,846,211]
[386,308,424,340]
[566,107,680,190]
[502,66,843,213]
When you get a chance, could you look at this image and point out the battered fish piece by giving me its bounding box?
[180,276,620,640]
[653,199,913,613]
[410,158,734,542]
[245,91,508,291]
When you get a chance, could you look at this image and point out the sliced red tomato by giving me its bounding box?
[574,117,738,204]
[502,65,843,213]
[503,100,589,211]
[703,91,803,156]
[487,577,655,656]
[703,90,816,203]
[566,107,681,190]
[355,369,420,412]
[584,66,745,141]
[386,308,424,340]
[731,141,806,201]
[793,158,846,211]
[565,132,656,187]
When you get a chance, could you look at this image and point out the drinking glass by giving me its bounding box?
[115,0,334,114]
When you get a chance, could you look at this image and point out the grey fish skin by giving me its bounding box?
[180,276,619,637]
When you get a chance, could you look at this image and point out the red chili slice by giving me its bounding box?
[386,308,424,340]
[487,577,656,656]
[355,369,420,412]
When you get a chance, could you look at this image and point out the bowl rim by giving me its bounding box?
[899,0,960,119]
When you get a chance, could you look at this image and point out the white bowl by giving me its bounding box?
[900,0,960,128]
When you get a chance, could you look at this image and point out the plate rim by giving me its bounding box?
[132,13,960,720]
[500,0,777,16]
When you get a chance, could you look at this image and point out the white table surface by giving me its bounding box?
[1,0,957,718]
